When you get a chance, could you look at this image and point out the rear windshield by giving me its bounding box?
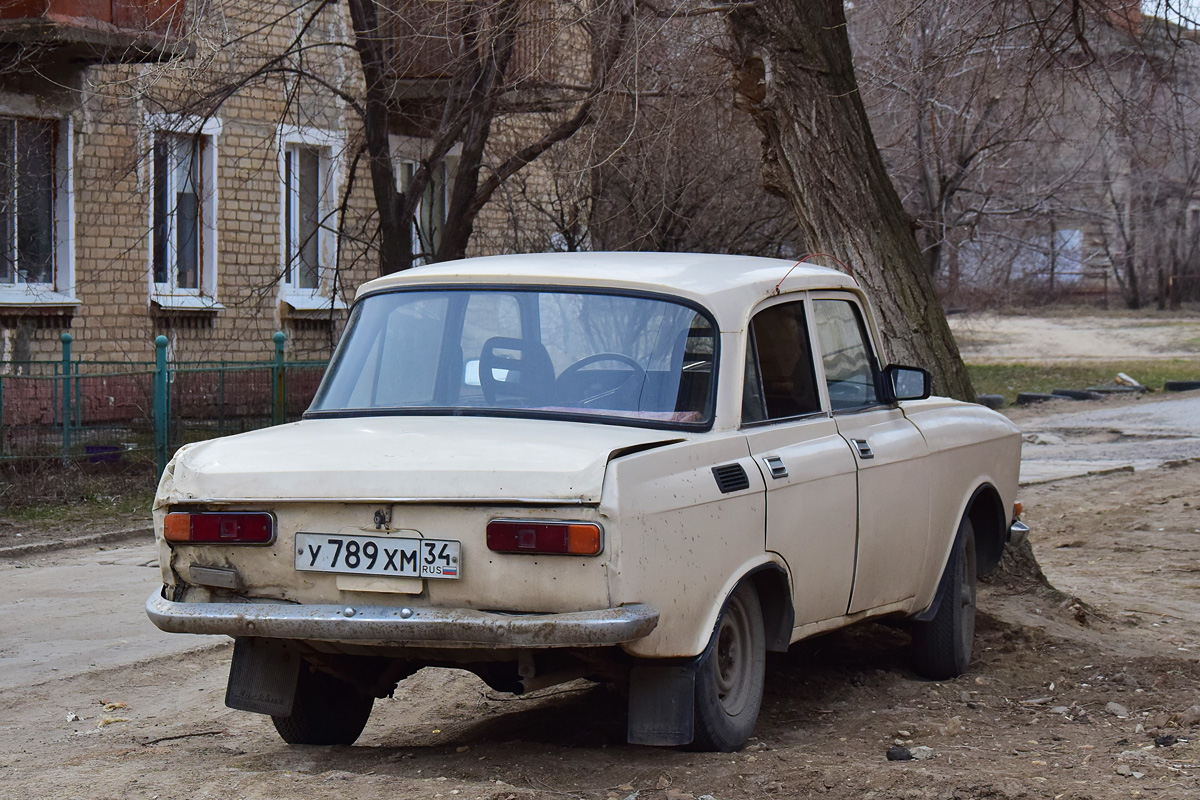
[308,288,717,428]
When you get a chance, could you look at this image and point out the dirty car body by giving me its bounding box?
[147,253,1024,751]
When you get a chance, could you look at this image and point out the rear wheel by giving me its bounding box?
[271,664,374,745]
[692,582,766,752]
[911,519,977,680]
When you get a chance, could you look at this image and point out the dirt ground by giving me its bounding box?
[950,311,1200,362]
[3,314,1200,799]
[1,460,1198,800]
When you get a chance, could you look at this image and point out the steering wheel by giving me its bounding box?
[556,353,647,407]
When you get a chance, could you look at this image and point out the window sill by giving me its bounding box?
[151,294,224,312]
[0,289,80,309]
[282,292,347,314]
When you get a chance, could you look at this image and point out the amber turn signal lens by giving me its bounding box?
[486,520,603,556]
[1013,502,1024,518]
[565,524,602,555]
[163,512,192,542]
[163,512,274,544]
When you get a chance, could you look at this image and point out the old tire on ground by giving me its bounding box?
[911,519,977,680]
[975,393,1005,409]
[692,582,766,752]
[271,665,374,745]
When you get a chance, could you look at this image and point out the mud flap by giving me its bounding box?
[626,663,696,746]
[225,638,301,717]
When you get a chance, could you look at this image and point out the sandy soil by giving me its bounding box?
[2,461,1199,800]
[951,312,1200,362]
[3,314,1199,799]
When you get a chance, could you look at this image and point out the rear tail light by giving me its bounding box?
[164,512,275,544]
[486,520,603,556]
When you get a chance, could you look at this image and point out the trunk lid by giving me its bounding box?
[160,415,684,505]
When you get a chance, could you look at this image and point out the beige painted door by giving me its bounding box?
[746,421,859,625]
[742,298,859,626]
[811,296,931,614]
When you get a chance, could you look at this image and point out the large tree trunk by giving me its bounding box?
[726,0,975,401]
[346,0,413,276]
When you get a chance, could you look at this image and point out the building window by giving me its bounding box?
[277,127,343,310]
[148,115,220,308]
[283,144,322,291]
[0,115,74,303]
[153,134,202,290]
[398,159,449,266]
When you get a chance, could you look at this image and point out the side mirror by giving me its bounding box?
[463,359,482,386]
[884,364,931,402]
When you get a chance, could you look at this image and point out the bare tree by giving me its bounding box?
[850,2,1062,293]
[140,0,636,277]
[584,14,801,255]
[845,1,1200,312]
[724,0,975,399]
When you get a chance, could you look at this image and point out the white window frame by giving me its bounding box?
[0,112,76,308]
[277,125,345,311]
[146,113,221,311]
[390,135,459,267]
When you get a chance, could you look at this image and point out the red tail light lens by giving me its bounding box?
[164,512,275,544]
[486,520,603,556]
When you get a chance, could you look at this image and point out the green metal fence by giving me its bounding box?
[0,332,328,475]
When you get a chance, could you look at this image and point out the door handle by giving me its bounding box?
[763,455,788,479]
[852,439,874,459]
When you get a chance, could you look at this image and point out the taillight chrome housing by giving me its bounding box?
[486,520,603,556]
[164,511,275,545]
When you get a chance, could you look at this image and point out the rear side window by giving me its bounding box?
[743,300,821,423]
[812,299,879,411]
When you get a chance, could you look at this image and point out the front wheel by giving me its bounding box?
[271,664,374,745]
[911,519,978,680]
[692,582,766,752]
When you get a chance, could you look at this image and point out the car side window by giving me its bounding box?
[459,293,522,400]
[812,298,879,411]
[743,301,822,423]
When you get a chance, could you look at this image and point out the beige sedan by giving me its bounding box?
[148,252,1024,752]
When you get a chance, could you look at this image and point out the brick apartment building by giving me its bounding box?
[0,0,572,365]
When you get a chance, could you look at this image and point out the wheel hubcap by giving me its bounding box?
[714,595,752,715]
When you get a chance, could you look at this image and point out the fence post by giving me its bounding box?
[61,333,72,464]
[271,331,286,426]
[154,335,169,476]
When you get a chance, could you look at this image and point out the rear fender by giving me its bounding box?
[682,555,792,659]
[911,483,1005,622]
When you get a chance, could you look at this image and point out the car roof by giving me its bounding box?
[355,252,860,325]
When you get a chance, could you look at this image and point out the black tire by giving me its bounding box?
[911,520,977,680]
[1015,392,1067,406]
[1051,389,1104,401]
[271,664,374,745]
[692,582,766,752]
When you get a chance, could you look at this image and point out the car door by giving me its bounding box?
[742,297,859,626]
[810,294,931,614]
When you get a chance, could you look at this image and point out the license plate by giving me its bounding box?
[294,533,461,580]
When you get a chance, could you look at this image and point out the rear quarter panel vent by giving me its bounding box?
[712,463,750,494]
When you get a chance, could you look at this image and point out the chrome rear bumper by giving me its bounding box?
[146,590,659,648]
